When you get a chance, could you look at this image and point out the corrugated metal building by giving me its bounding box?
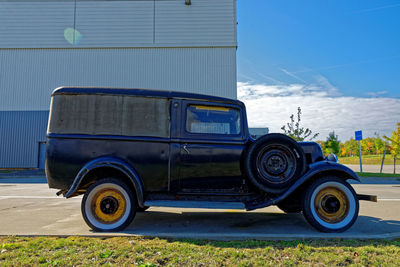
[0,0,238,168]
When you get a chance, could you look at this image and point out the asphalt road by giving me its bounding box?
[0,179,399,240]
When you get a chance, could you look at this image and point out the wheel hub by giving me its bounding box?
[314,187,349,223]
[256,145,296,185]
[91,189,127,224]
[321,196,341,213]
[100,196,119,215]
[265,154,287,174]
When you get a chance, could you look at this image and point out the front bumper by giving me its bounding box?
[357,194,378,202]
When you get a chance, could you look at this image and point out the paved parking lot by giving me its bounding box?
[0,179,399,239]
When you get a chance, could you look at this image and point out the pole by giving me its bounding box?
[395,156,397,175]
[380,145,386,174]
[358,140,363,173]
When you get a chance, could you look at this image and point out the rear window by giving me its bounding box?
[185,105,241,135]
[48,94,170,138]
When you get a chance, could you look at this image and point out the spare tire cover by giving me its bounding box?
[244,133,306,193]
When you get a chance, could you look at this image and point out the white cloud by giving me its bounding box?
[238,81,400,141]
[238,75,340,99]
[366,90,388,97]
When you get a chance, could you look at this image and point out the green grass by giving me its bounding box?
[1,237,400,266]
[356,172,400,178]
[339,154,396,165]
[0,170,14,174]
[0,168,37,174]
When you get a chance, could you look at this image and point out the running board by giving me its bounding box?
[144,200,246,210]
[145,195,377,211]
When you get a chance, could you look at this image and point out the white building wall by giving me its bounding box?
[75,0,154,46]
[0,0,237,48]
[155,0,236,45]
[0,47,237,111]
[0,1,75,48]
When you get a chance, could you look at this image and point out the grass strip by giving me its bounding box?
[0,170,14,174]
[356,172,400,178]
[339,155,396,165]
[1,236,400,266]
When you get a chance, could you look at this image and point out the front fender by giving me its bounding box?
[276,161,360,204]
[64,157,144,207]
[245,161,360,210]
[304,161,360,181]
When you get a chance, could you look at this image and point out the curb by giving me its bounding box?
[0,176,46,179]
[1,232,400,240]
[351,177,400,184]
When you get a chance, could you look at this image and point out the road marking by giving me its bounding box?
[0,196,81,199]
[0,196,60,199]
[225,209,243,213]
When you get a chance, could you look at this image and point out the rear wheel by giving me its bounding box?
[302,176,359,233]
[81,178,136,232]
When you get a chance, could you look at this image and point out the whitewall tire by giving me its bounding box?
[81,178,136,232]
[302,176,359,233]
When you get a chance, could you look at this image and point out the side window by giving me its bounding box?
[185,105,241,135]
[48,94,170,138]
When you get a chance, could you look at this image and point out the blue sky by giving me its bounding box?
[236,0,400,140]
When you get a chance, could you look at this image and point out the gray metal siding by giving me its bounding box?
[0,47,237,111]
[0,1,74,48]
[155,0,236,45]
[0,111,48,168]
[0,0,236,48]
[75,0,154,47]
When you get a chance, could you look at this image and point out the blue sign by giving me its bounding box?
[355,130,363,141]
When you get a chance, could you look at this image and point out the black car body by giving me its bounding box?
[46,87,376,232]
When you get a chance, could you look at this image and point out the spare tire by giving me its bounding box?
[244,133,306,193]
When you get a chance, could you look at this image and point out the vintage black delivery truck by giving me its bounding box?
[45,87,376,232]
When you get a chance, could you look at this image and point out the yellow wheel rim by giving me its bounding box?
[314,187,349,223]
[91,189,126,224]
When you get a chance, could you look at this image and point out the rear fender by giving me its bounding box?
[64,157,144,207]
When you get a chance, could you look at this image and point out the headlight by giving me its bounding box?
[326,153,338,163]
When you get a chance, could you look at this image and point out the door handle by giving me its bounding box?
[183,145,190,154]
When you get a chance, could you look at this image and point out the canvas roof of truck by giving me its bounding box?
[52,87,243,106]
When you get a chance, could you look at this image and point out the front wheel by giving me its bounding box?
[81,178,136,232]
[302,176,359,233]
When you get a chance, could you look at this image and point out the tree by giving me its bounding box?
[361,137,374,155]
[343,138,359,157]
[339,142,347,157]
[383,123,400,174]
[324,131,340,155]
[373,133,386,155]
[281,107,319,141]
[316,140,325,151]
